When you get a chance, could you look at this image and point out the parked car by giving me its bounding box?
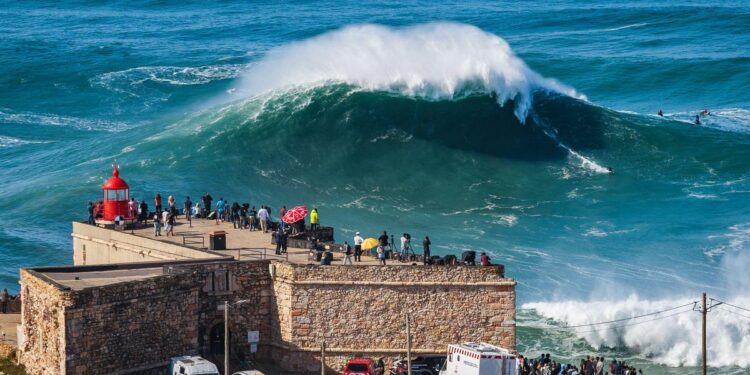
[344,357,385,375]
[391,355,446,375]
[168,356,219,375]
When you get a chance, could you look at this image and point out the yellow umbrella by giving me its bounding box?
[361,238,380,250]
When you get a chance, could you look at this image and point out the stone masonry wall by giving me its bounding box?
[172,261,277,362]
[63,272,204,374]
[19,269,72,375]
[270,263,516,373]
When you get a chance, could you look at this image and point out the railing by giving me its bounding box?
[234,248,288,262]
[181,233,206,249]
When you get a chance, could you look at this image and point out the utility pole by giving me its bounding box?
[321,341,326,375]
[225,300,229,375]
[702,292,707,375]
[406,313,412,375]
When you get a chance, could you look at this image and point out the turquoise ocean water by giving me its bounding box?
[2,1,750,373]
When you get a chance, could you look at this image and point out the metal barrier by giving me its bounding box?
[234,248,288,262]
[182,234,206,249]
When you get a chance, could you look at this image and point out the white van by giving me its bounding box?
[169,356,220,375]
[439,342,517,375]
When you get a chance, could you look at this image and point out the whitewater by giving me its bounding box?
[2,2,750,374]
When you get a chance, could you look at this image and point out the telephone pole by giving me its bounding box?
[321,341,326,375]
[224,300,229,375]
[702,292,707,375]
[406,313,412,375]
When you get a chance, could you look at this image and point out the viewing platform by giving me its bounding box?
[71,219,505,275]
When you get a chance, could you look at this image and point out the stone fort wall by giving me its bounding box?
[19,260,515,374]
[269,262,516,373]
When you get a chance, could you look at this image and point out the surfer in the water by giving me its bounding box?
[606,167,614,174]
[657,109,663,117]
[700,109,710,116]
[695,115,701,125]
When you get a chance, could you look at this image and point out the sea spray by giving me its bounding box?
[522,249,750,368]
[238,22,584,121]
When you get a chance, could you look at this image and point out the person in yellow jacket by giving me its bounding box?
[310,208,319,232]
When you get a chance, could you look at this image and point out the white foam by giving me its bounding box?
[369,128,414,143]
[238,23,584,121]
[605,23,649,32]
[0,108,129,132]
[523,295,750,368]
[662,108,750,134]
[523,249,750,368]
[0,136,48,148]
[90,64,247,92]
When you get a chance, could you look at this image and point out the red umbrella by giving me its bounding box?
[282,205,308,224]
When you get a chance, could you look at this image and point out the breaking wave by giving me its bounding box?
[521,249,750,369]
[238,23,584,121]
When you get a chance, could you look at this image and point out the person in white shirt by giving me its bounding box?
[353,232,364,262]
[257,206,269,233]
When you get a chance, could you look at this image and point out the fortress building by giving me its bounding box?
[17,172,515,374]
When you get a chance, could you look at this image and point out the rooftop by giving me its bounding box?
[39,266,164,291]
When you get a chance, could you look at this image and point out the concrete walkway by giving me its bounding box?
[130,218,414,266]
[0,314,20,346]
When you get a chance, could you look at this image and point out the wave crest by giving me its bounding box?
[238,23,584,120]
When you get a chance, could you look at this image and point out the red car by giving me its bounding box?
[343,358,384,375]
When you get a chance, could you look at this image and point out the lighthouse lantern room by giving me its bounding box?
[97,163,134,226]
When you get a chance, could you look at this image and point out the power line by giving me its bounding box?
[711,299,750,314]
[570,308,694,335]
[556,301,697,329]
[716,306,750,320]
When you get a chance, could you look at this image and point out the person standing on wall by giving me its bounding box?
[202,193,212,218]
[377,245,386,265]
[128,198,136,219]
[353,231,364,262]
[310,208,319,232]
[165,210,175,236]
[342,241,353,265]
[280,228,288,254]
[279,206,287,230]
[184,196,192,220]
[167,195,177,218]
[248,206,257,231]
[258,205,269,233]
[153,212,162,236]
[275,228,283,255]
[154,193,162,214]
[215,197,226,224]
[422,236,431,265]
[378,231,389,259]
[0,288,9,314]
[139,200,148,225]
[87,202,95,225]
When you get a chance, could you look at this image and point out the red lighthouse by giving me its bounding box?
[96,164,134,226]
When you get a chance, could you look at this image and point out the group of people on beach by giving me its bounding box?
[519,353,644,375]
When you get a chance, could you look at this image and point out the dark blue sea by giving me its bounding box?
[2,1,750,372]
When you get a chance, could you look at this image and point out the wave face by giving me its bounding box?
[238,23,583,121]
[2,2,750,373]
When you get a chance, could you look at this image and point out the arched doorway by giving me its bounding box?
[209,323,230,355]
